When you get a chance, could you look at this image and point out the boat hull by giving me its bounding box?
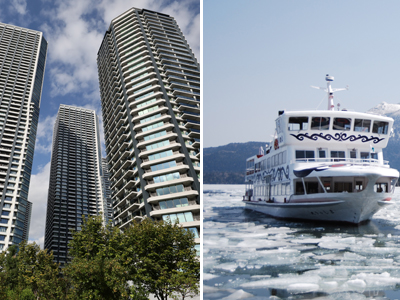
[243,192,392,224]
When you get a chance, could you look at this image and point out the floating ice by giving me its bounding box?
[203,185,400,299]
[286,283,320,294]
[220,289,254,300]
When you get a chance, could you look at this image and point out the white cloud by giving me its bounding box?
[28,162,51,248]
[40,0,200,98]
[35,113,57,154]
[10,0,27,15]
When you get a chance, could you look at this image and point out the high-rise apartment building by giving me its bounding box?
[0,23,47,251]
[101,157,113,223]
[44,105,106,265]
[97,8,200,247]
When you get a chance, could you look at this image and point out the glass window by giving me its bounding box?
[188,227,199,238]
[361,152,370,159]
[350,150,357,159]
[311,117,330,130]
[1,211,9,216]
[372,121,389,135]
[177,213,186,223]
[333,118,351,131]
[288,117,308,131]
[331,151,345,161]
[354,119,371,132]
[296,150,315,161]
[0,218,8,224]
[371,153,378,160]
[184,212,194,222]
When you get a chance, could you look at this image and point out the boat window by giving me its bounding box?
[295,181,305,195]
[282,150,287,164]
[322,180,332,192]
[288,117,309,131]
[305,181,320,194]
[255,162,261,173]
[333,117,351,131]
[391,178,398,193]
[334,182,353,193]
[330,151,345,161]
[261,160,267,171]
[349,150,357,159]
[372,121,389,134]
[354,119,371,132]
[360,152,369,159]
[295,150,315,161]
[311,117,330,130]
[246,159,254,175]
[267,158,271,169]
[374,182,388,193]
[279,152,283,165]
[318,149,326,159]
[355,181,364,192]
[371,153,378,160]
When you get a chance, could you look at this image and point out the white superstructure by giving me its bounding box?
[244,76,399,224]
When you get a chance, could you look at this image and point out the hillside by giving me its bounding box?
[203,142,266,184]
[367,102,400,170]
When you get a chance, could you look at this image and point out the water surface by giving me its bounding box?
[203,184,400,299]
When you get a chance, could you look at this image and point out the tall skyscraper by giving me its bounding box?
[101,157,113,224]
[0,23,47,251]
[97,8,200,247]
[44,105,106,265]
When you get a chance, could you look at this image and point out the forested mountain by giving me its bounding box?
[203,142,266,184]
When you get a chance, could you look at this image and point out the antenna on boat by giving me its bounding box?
[311,74,349,111]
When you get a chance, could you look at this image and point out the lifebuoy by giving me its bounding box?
[274,139,279,150]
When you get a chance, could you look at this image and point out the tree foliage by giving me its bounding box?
[0,242,65,299]
[0,216,200,300]
[123,218,200,300]
[64,216,143,300]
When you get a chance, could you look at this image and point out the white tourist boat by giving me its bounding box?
[243,75,399,224]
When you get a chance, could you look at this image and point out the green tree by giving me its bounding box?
[0,242,65,299]
[123,218,200,300]
[65,216,147,300]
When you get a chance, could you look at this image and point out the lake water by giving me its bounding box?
[203,184,400,300]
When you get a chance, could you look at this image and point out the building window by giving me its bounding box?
[162,211,194,223]
[159,198,188,209]
[156,184,184,196]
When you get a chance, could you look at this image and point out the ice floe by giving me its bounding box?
[203,185,400,299]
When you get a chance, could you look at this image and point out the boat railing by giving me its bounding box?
[295,157,389,166]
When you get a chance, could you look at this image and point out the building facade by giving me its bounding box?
[101,157,113,224]
[44,105,106,265]
[0,23,47,251]
[97,8,200,247]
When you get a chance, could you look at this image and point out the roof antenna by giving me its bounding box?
[311,75,349,111]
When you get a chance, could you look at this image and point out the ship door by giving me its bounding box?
[318,148,328,162]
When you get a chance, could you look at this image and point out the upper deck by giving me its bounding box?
[275,110,393,150]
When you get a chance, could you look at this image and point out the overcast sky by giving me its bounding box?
[0,0,200,247]
[204,0,400,148]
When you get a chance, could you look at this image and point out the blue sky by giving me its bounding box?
[0,0,200,246]
[204,0,400,148]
